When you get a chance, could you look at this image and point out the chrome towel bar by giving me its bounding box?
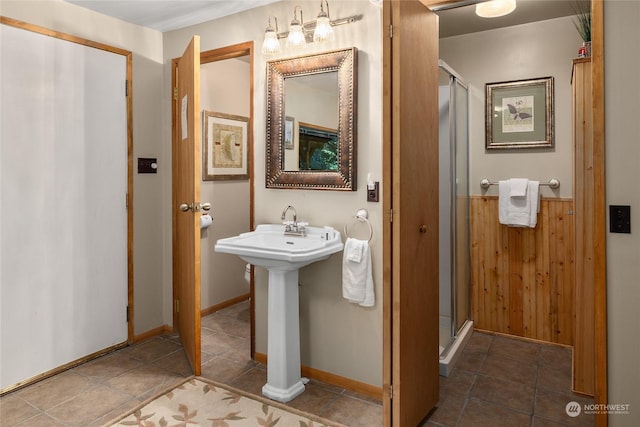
[480,178,560,190]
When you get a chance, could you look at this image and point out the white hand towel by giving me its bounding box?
[499,179,540,228]
[498,180,511,225]
[342,238,375,307]
[509,178,529,197]
[346,238,363,262]
[528,180,540,227]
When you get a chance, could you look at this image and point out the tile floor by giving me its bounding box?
[1,300,593,427]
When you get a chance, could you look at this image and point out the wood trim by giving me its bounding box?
[1,16,135,344]
[131,325,174,343]
[171,57,179,332]
[0,342,128,396]
[200,41,252,63]
[126,50,134,344]
[254,352,383,400]
[590,1,607,425]
[0,16,130,56]
[200,293,250,317]
[381,2,392,426]
[572,58,594,396]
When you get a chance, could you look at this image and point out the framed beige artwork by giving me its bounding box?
[203,111,249,180]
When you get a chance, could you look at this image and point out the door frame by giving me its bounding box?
[199,41,256,358]
[381,1,607,426]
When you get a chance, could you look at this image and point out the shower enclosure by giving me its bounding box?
[438,60,472,376]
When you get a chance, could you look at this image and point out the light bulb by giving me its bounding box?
[261,18,281,55]
[287,23,306,48]
[313,15,334,43]
[262,30,281,55]
[287,7,306,48]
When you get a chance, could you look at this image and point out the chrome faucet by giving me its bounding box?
[281,205,306,236]
[281,205,297,224]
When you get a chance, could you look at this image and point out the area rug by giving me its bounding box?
[106,376,347,427]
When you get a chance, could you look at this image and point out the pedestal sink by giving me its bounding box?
[214,224,343,402]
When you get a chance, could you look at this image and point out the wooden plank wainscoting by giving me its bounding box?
[470,196,574,345]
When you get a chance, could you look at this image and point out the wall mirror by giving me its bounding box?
[266,47,357,190]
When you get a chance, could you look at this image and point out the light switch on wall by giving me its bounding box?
[609,205,631,234]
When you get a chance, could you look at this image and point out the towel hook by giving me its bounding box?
[344,208,373,242]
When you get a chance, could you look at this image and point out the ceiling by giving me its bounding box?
[65,0,281,32]
[63,0,585,35]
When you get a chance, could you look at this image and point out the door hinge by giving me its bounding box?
[175,299,179,313]
[126,193,129,209]
[173,87,179,101]
[126,305,130,322]
[389,24,393,39]
[389,208,394,223]
[388,384,393,399]
[125,80,129,96]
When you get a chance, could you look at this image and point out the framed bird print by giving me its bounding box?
[485,77,554,149]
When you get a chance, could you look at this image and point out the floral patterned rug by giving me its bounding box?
[106,376,346,427]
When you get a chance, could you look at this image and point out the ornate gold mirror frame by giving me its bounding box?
[265,47,357,190]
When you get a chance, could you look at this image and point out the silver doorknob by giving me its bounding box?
[179,203,192,212]
[200,202,211,212]
[419,225,427,233]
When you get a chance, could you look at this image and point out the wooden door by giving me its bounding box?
[172,36,202,375]
[383,1,440,425]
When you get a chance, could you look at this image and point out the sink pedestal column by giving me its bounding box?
[261,269,305,402]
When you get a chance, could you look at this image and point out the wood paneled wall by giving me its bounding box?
[470,196,574,345]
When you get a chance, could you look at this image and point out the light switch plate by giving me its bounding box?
[138,157,158,174]
[609,205,631,234]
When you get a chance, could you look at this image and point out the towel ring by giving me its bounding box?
[344,208,373,242]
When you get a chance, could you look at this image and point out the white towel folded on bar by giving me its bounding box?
[509,178,529,197]
[499,179,540,228]
[342,238,374,307]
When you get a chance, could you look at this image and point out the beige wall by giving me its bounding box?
[163,0,384,386]
[440,16,581,199]
[605,1,640,426]
[0,0,166,335]
[200,59,251,309]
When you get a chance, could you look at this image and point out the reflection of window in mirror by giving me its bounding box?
[298,122,338,171]
[283,72,338,171]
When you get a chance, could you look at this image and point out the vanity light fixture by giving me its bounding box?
[286,6,306,48]
[261,16,281,55]
[313,0,335,43]
[475,0,516,18]
[261,4,362,56]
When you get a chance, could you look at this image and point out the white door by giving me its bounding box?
[0,22,129,389]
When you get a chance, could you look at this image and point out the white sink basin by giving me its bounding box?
[214,224,343,271]
[214,223,343,403]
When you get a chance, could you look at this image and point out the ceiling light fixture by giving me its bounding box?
[475,0,517,18]
[286,6,306,48]
[261,16,281,55]
[313,0,335,43]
